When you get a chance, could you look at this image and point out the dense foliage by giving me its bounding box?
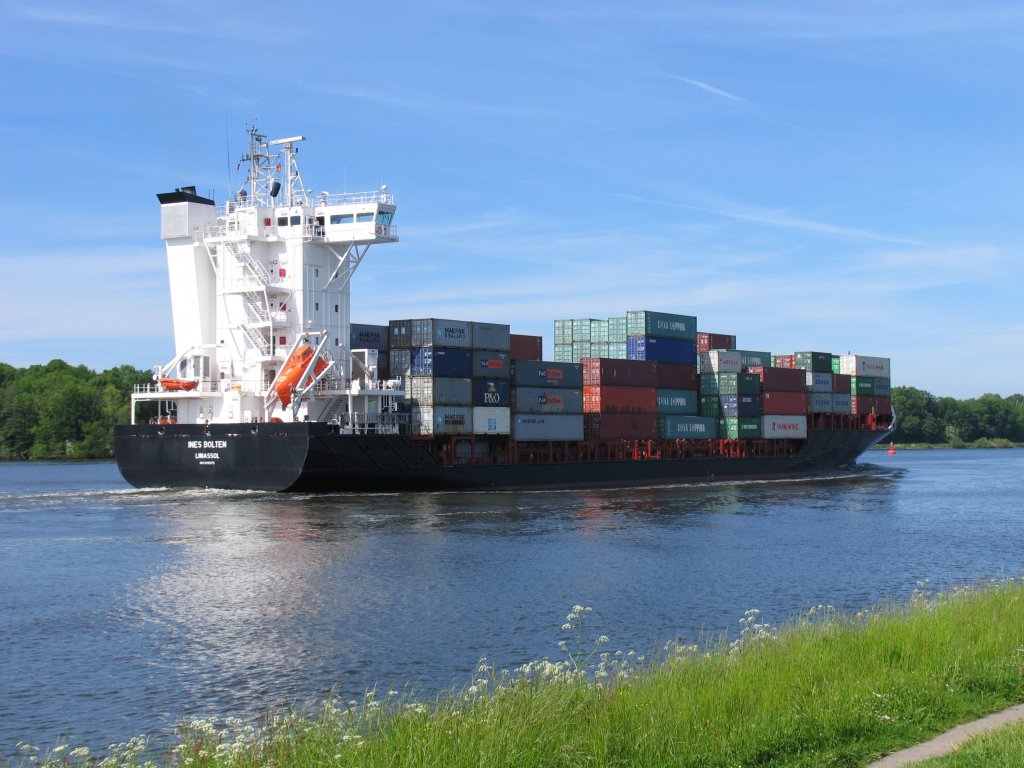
[890,386,1024,445]
[0,363,1020,460]
[0,360,154,460]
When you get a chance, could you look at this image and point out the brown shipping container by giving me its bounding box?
[509,334,543,361]
[696,332,737,354]
[748,366,805,392]
[761,391,807,415]
[876,396,892,415]
[583,385,657,414]
[654,362,699,390]
[772,354,796,369]
[851,395,877,415]
[585,413,658,440]
[832,373,852,394]
[582,357,657,387]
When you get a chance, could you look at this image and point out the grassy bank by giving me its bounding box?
[6,583,1024,768]
[871,439,1021,450]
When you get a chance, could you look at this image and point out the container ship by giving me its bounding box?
[114,128,895,492]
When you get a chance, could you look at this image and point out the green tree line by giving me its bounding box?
[890,386,1024,445]
[0,360,154,460]
[0,362,1021,459]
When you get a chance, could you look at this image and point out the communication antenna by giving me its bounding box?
[269,135,307,205]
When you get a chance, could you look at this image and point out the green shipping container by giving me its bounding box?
[735,350,772,370]
[572,319,597,342]
[850,376,875,396]
[659,415,718,439]
[831,355,841,375]
[554,344,574,363]
[702,372,760,395]
[700,395,721,418]
[554,319,574,345]
[607,316,628,343]
[656,389,698,415]
[795,351,834,373]
[626,310,697,341]
[590,319,609,343]
[608,342,628,359]
[719,417,762,439]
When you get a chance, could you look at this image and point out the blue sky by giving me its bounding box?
[1,2,1021,398]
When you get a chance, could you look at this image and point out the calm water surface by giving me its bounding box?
[1,450,1022,751]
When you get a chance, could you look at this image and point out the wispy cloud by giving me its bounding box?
[660,72,750,105]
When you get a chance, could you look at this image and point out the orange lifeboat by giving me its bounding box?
[275,345,328,407]
[159,378,198,391]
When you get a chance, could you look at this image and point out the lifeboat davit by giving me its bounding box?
[159,378,198,391]
[275,345,328,407]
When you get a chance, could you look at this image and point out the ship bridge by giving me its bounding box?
[135,126,401,429]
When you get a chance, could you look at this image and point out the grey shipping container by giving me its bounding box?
[410,318,473,348]
[388,319,412,349]
[512,413,585,441]
[513,386,584,414]
[411,405,473,435]
[473,407,511,435]
[389,348,412,377]
[471,322,511,351]
[409,376,472,406]
[350,323,389,350]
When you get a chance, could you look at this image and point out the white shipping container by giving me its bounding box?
[761,414,808,439]
[473,406,511,435]
[512,413,585,441]
[700,350,742,374]
[807,393,834,413]
[839,355,891,378]
[411,406,473,435]
[805,371,833,393]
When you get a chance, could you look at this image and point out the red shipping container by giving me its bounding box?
[832,373,852,394]
[749,366,805,392]
[761,390,806,415]
[773,354,796,369]
[585,413,658,440]
[510,334,542,361]
[582,357,657,387]
[875,396,892,415]
[653,362,699,390]
[851,395,877,415]
[696,332,737,354]
[583,385,657,414]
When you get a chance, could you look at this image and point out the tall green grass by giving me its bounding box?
[6,583,1024,768]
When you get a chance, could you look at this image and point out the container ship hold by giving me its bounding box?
[114,128,895,493]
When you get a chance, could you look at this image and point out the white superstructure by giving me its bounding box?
[131,126,402,430]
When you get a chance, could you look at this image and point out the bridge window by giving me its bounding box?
[356,212,373,223]
[277,216,288,227]
[290,215,301,226]
[330,213,354,224]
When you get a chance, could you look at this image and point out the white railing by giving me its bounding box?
[216,189,393,217]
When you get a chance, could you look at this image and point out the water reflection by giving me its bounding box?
[2,453,1021,755]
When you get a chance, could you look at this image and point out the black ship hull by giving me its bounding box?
[114,422,893,493]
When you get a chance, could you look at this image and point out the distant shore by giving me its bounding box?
[871,439,1021,450]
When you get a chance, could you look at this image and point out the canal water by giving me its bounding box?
[1,449,1022,752]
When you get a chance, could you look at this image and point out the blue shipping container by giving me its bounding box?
[473,379,510,407]
[719,393,763,418]
[512,360,584,388]
[627,336,697,365]
[473,350,510,378]
[411,347,473,377]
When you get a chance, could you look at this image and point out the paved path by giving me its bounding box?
[866,702,1024,766]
